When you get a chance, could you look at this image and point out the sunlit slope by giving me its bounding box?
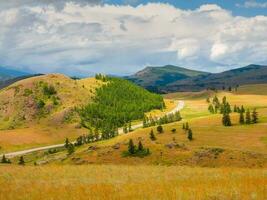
[23,86,267,168]
[0,74,102,129]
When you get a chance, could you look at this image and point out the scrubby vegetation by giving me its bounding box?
[79,77,164,139]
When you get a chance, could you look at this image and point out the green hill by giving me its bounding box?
[167,64,267,92]
[126,65,208,92]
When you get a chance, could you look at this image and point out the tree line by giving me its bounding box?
[143,111,182,128]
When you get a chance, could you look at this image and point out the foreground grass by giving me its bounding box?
[0,165,266,200]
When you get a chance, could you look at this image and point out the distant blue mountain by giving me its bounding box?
[0,66,30,80]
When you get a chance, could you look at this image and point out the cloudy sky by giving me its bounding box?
[0,0,267,76]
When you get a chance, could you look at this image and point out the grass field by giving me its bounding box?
[1,84,267,199]
[0,165,266,200]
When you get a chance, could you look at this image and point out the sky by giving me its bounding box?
[0,0,267,76]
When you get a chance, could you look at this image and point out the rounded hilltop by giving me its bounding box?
[0,73,103,129]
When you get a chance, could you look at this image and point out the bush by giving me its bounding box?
[43,85,57,96]
[36,99,45,109]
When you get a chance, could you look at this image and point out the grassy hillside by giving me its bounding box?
[126,65,208,92]
[0,74,102,130]
[0,165,266,200]
[0,75,168,153]
[167,64,267,92]
[1,84,267,200]
[10,85,267,168]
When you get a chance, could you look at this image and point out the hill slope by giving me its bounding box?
[127,64,267,93]
[126,65,208,92]
[166,64,267,92]
[0,74,103,130]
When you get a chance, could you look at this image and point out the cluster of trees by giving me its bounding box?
[208,96,259,126]
[143,111,182,128]
[125,139,150,157]
[95,73,108,82]
[1,155,25,165]
[79,77,164,140]
[182,122,193,141]
[239,108,258,125]
[148,125,164,141]
[1,155,11,164]
[207,96,231,114]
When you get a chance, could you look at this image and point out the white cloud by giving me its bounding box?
[237,1,267,8]
[0,2,267,75]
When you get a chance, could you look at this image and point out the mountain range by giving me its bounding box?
[126,64,267,93]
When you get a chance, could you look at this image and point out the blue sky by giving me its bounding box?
[105,0,267,17]
[0,0,266,76]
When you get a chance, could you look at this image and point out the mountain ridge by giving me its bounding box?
[126,64,267,93]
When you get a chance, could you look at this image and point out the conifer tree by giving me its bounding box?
[149,129,156,141]
[18,156,25,165]
[222,112,232,126]
[128,122,132,132]
[1,155,7,163]
[208,104,215,113]
[67,143,75,155]
[138,141,143,151]
[245,109,251,124]
[123,123,128,133]
[239,111,244,124]
[251,109,258,124]
[128,139,135,154]
[188,129,193,141]
[64,138,70,148]
[234,105,237,112]
[182,123,185,130]
[157,125,163,133]
[241,105,245,113]
[185,122,189,130]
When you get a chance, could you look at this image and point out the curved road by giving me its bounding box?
[1,100,185,158]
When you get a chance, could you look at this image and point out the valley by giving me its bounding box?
[0,74,267,200]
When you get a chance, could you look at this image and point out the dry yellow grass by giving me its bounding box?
[0,165,266,200]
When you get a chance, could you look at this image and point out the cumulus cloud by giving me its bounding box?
[0,2,267,75]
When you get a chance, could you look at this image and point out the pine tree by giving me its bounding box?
[222,112,232,126]
[128,122,132,132]
[1,155,7,163]
[239,111,244,124]
[128,139,135,154]
[182,123,185,130]
[245,109,251,124]
[188,129,193,141]
[18,156,25,165]
[67,143,75,155]
[251,109,258,124]
[64,138,70,148]
[138,141,143,151]
[149,129,156,141]
[185,122,189,130]
[234,105,237,112]
[241,105,245,113]
[123,123,128,133]
[157,125,163,133]
[208,104,214,113]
